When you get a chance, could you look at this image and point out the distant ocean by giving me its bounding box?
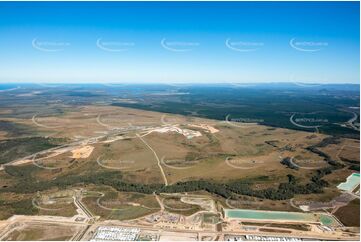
[0,84,18,90]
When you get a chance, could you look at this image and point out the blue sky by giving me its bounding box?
[0,1,359,84]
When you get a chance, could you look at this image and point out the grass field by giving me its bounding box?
[0,100,359,219]
[81,185,160,220]
[161,195,202,216]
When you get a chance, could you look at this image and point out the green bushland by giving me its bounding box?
[111,85,360,138]
[0,199,38,219]
[306,136,345,168]
[0,120,34,137]
[4,165,41,178]
[349,165,360,171]
[0,137,344,201]
[0,170,336,201]
[0,137,66,164]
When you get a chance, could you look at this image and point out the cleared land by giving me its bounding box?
[334,199,360,227]
[1,222,83,241]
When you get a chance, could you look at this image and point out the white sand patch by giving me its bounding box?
[299,205,310,212]
[153,126,202,139]
[188,124,219,133]
[70,145,94,159]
